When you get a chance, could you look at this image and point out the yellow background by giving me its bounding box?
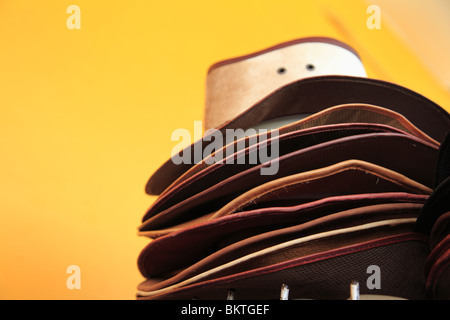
[0,0,449,299]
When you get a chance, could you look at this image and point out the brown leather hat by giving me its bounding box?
[160,103,438,197]
[146,74,450,196]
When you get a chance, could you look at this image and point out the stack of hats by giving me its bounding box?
[136,38,450,300]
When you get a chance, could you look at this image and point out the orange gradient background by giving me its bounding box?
[0,0,449,299]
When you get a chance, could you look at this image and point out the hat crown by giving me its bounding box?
[204,37,367,130]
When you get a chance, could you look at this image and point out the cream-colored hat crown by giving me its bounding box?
[204,37,367,130]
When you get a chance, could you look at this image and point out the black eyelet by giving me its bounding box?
[306,64,315,71]
[277,67,287,75]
